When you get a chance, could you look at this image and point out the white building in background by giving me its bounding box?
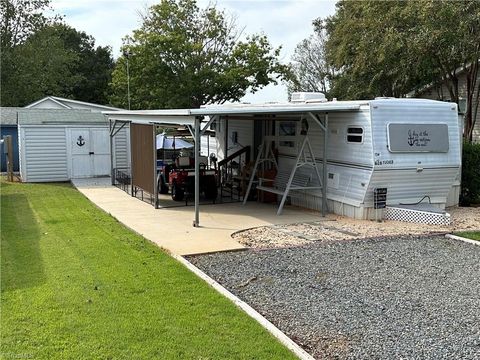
[18,96,128,182]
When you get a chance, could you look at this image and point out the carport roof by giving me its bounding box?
[102,101,365,125]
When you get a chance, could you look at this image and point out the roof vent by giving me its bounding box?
[291,92,327,103]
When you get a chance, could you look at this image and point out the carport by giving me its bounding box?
[104,102,360,227]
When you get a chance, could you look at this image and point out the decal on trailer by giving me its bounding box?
[375,159,394,166]
[387,123,449,152]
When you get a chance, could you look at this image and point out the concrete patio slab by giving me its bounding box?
[72,177,324,255]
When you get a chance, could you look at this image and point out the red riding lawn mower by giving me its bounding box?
[157,155,218,201]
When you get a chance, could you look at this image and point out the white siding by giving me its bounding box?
[27,98,69,109]
[370,100,461,169]
[200,134,217,157]
[113,126,129,170]
[22,127,69,182]
[366,100,461,208]
[306,109,373,167]
[216,118,253,161]
[366,168,458,207]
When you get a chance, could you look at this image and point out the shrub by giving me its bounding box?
[460,141,480,206]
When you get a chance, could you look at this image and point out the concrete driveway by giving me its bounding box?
[72,178,324,255]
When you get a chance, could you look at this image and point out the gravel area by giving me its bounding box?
[189,236,480,359]
[233,206,480,248]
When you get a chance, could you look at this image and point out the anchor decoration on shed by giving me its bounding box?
[76,135,86,147]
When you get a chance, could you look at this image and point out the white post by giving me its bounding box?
[194,117,201,227]
[322,113,328,216]
[153,125,158,209]
[109,119,115,185]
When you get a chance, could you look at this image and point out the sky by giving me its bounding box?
[50,0,337,104]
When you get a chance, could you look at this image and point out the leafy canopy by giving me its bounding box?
[287,20,331,96]
[320,0,479,140]
[0,0,114,106]
[324,1,479,100]
[110,0,288,109]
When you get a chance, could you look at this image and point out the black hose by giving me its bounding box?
[400,195,431,206]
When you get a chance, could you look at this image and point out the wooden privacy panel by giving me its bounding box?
[130,123,155,194]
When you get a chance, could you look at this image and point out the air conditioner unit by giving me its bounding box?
[290,92,326,103]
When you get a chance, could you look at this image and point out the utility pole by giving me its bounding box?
[123,49,132,110]
[123,42,133,110]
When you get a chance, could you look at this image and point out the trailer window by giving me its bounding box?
[347,127,363,143]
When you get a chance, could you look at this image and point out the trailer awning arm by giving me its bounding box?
[200,115,218,136]
[307,112,326,131]
[307,111,328,216]
[110,120,128,137]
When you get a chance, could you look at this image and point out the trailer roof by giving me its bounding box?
[102,101,367,126]
[103,98,453,126]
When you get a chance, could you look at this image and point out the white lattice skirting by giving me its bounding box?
[384,206,451,226]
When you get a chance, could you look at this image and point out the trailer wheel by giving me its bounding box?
[172,183,184,201]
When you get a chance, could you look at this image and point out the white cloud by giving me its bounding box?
[50,0,336,104]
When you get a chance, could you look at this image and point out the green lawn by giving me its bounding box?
[454,231,480,241]
[1,180,296,359]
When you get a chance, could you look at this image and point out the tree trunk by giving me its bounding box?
[464,61,479,142]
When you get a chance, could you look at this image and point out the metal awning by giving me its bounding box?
[192,102,363,116]
[104,109,196,126]
[104,101,366,227]
[103,102,363,123]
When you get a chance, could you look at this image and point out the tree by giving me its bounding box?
[109,0,288,109]
[324,1,426,99]
[324,0,480,141]
[287,20,331,95]
[1,0,55,105]
[1,0,114,106]
[411,1,480,141]
[0,0,52,48]
[46,24,114,104]
[2,26,79,105]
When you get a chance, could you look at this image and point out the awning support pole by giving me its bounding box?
[322,113,328,216]
[193,116,201,227]
[153,125,159,209]
[109,119,115,185]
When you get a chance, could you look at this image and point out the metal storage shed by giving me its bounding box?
[18,108,128,182]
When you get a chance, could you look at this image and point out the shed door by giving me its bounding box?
[91,129,110,175]
[70,128,110,178]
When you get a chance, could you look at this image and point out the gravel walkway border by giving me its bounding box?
[175,254,314,360]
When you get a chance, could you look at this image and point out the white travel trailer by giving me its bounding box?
[213,97,461,220]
